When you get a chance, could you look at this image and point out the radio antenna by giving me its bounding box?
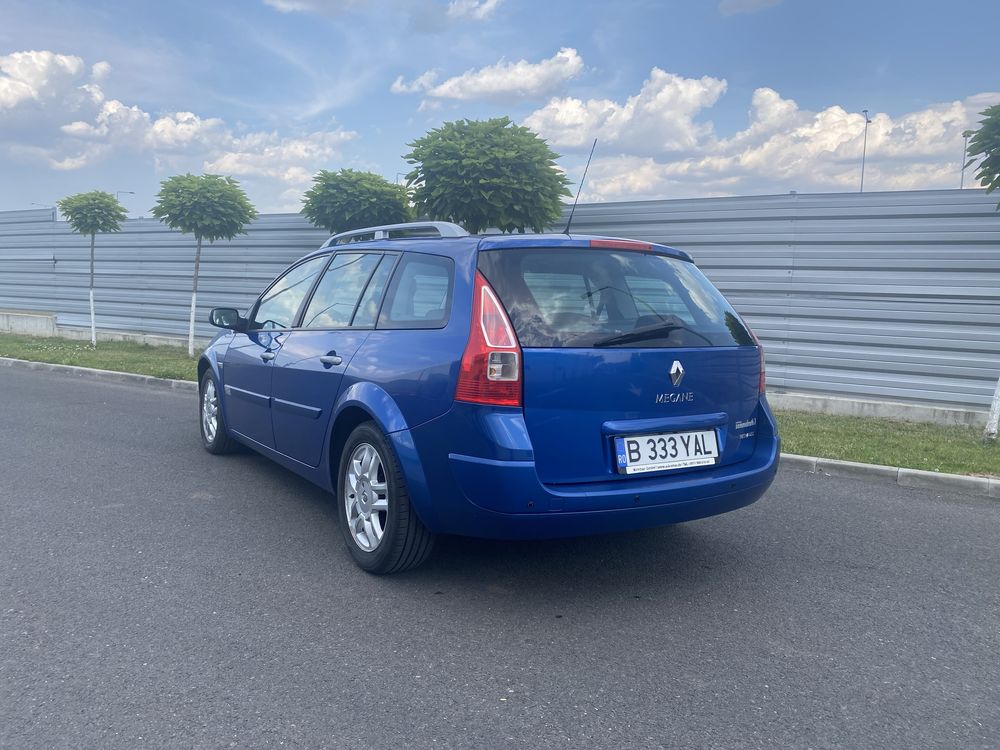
[563,138,597,235]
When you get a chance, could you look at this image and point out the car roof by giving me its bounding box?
[299,231,691,264]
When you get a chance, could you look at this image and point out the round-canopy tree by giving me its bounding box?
[966,104,1000,208]
[965,103,1000,442]
[301,169,411,234]
[404,117,571,234]
[151,174,257,356]
[56,191,128,347]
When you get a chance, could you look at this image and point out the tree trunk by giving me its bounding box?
[89,233,96,347]
[984,373,1000,443]
[188,236,202,358]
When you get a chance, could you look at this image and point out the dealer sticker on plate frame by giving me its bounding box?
[614,430,719,475]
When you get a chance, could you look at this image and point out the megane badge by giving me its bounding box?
[670,360,685,387]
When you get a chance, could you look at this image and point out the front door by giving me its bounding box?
[270,251,391,466]
[222,330,285,448]
[222,253,330,449]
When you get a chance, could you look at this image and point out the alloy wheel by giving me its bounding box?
[345,442,390,552]
[201,379,219,443]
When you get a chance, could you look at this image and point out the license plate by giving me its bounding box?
[614,430,719,475]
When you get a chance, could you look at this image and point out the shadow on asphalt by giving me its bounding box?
[230,445,763,598]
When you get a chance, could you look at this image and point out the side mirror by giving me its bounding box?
[209,307,245,332]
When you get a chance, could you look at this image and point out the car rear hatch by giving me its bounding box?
[477,240,764,486]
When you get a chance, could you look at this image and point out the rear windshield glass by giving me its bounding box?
[477,248,754,349]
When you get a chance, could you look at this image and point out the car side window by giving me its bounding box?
[250,255,329,331]
[301,252,382,329]
[378,254,454,330]
[351,255,396,328]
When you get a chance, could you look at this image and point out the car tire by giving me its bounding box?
[199,370,238,455]
[337,421,435,574]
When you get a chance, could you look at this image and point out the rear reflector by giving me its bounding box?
[589,238,653,251]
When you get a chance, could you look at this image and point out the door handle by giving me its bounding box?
[260,351,276,362]
[319,354,343,367]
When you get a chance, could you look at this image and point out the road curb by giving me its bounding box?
[2,356,995,499]
[783,452,998,499]
[0,356,197,392]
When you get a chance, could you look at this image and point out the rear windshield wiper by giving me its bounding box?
[593,322,713,348]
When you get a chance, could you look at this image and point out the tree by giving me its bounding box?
[965,104,1000,442]
[966,104,1000,208]
[56,191,128,347]
[301,169,411,234]
[151,174,257,356]
[404,117,571,234]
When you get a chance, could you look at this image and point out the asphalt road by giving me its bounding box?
[1,366,998,750]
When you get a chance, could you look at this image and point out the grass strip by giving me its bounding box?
[774,409,998,479]
[0,333,197,381]
[1,334,996,477]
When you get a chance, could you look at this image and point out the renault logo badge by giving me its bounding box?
[670,360,685,387]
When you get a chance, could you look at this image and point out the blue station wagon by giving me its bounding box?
[199,221,780,573]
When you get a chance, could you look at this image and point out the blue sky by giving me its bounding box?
[1,0,997,216]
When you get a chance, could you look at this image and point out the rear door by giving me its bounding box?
[222,254,329,449]
[270,251,394,467]
[477,246,762,485]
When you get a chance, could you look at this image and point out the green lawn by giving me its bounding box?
[0,333,197,381]
[774,409,998,478]
[1,333,996,477]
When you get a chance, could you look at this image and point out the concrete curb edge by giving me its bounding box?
[784,454,999,499]
[0,356,197,392]
[2,356,995,499]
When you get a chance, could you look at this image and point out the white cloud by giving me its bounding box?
[0,47,360,211]
[719,0,783,15]
[261,0,366,12]
[446,0,504,20]
[393,47,584,102]
[61,99,150,142]
[261,0,502,22]
[0,50,86,110]
[523,70,998,201]
[91,61,111,81]
[390,70,439,94]
[145,112,229,151]
[204,129,357,183]
[524,68,727,152]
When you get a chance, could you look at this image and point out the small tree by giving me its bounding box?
[965,104,1000,441]
[301,169,411,234]
[56,191,127,347]
[404,117,571,234]
[151,174,257,356]
[966,104,1000,208]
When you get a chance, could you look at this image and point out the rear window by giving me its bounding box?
[477,248,754,349]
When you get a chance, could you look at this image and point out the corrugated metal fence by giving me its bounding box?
[1,189,999,411]
[565,190,1000,412]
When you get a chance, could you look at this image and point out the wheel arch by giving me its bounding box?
[327,380,408,482]
[197,355,212,388]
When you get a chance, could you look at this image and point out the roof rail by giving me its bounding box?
[324,221,469,246]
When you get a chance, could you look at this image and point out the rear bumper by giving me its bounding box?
[399,399,780,540]
[437,465,774,540]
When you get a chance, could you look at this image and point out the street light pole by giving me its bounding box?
[859,109,872,193]
[960,130,973,189]
[115,190,135,201]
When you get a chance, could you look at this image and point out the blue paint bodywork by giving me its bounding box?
[199,233,779,540]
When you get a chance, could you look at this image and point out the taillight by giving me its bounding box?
[455,272,522,407]
[747,325,766,395]
[736,312,766,395]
